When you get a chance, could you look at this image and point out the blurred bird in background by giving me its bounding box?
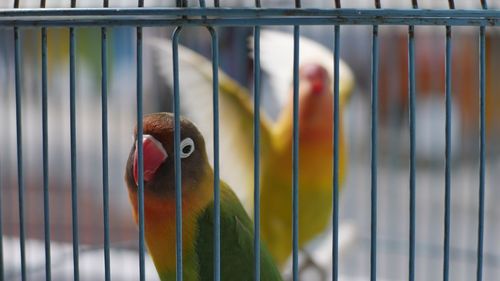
[125,112,283,281]
[254,31,353,275]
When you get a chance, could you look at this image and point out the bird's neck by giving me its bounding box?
[270,92,347,186]
[273,92,336,152]
[128,166,213,280]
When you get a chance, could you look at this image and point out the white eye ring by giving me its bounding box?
[180,137,195,159]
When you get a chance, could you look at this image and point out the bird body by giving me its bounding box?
[261,78,348,265]
[125,113,282,281]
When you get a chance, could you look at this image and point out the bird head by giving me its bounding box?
[295,63,334,130]
[125,112,209,197]
[299,63,331,96]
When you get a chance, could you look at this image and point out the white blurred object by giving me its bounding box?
[281,221,358,280]
[3,236,158,281]
[415,94,461,162]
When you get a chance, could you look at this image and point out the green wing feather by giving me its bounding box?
[195,183,282,281]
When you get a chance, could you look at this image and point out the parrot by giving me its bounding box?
[251,31,352,269]
[146,29,354,271]
[124,112,283,281]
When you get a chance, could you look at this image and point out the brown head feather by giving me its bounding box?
[125,112,209,198]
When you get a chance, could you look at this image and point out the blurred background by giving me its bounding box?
[1,0,500,280]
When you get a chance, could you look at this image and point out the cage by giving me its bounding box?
[0,1,499,281]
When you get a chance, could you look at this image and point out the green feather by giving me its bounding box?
[195,183,283,281]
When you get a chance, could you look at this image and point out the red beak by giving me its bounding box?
[133,134,168,185]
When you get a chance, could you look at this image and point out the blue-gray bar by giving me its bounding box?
[3,16,500,27]
[14,25,26,281]
[476,19,487,281]
[443,21,452,281]
[208,27,221,281]
[291,23,300,281]
[370,16,379,281]
[136,15,146,281]
[3,8,500,19]
[41,24,52,281]
[408,24,416,281]
[69,25,80,281]
[101,24,111,281]
[332,22,341,281]
[253,23,261,281]
[172,27,183,281]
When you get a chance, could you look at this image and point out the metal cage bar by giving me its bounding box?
[4,8,500,27]
[198,2,223,280]
[136,2,146,281]
[69,2,80,280]
[172,26,183,281]
[40,0,52,280]
[370,1,380,281]
[443,2,455,281]
[292,3,301,280]
[0,140,3,281]
[477,1,488,281]
[408,2,418,281]
[332,2,341,281]
[13,3,26,281]
[101,1,111,280]
[1,1,499,281]
[252,1,262,281]
[208,27,221,281]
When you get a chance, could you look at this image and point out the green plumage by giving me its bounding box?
[195,183,282,281]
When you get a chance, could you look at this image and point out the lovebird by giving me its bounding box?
[124,112,283,281]
[147,29,354,269]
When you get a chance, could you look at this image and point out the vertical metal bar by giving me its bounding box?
[292,1,301,278]
[253,0,261,277]
[101,1,111,280]
[197,0,220,278]
[13,3,25,281]
[0,153,3,281]
[41,0,52,278]
[69,0,80,279]
[208,27,221,281]
[408,1,418,279]
[0,166,3,281]
[14,21,26,281]
[172,27,183,281]
[477,2,487,281]
[370,1,380,280]
[476,25,486,281]
[443,2,454,280]
[332,2,341,281]
[332,24,341,281]
[136,2,146,281]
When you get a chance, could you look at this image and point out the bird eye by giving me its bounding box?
[180,137,195,159]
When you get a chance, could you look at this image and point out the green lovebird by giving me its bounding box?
[124,113,283,281]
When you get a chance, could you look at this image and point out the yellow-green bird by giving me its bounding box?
[125,112,283,281]
[147,29,354,269]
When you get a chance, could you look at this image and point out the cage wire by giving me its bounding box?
[1,1,500,281]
